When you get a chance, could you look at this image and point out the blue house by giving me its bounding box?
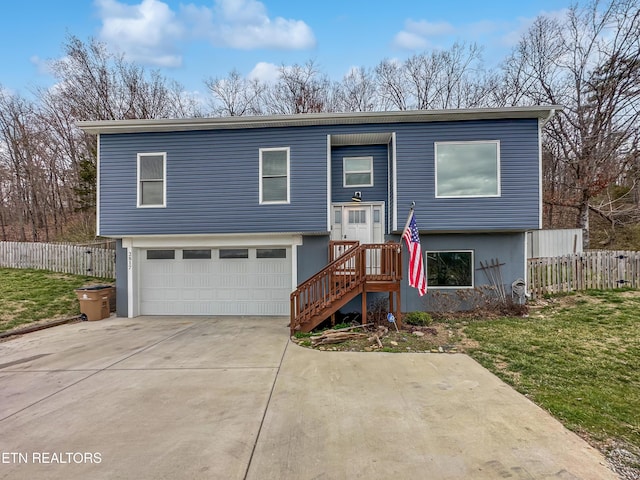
[79,106,558,331]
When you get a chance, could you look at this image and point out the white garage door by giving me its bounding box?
[139,247,292,316]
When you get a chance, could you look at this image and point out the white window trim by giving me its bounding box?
[343,156,374,188]
[434,140,501,198]
[137,152,167,208]
[425,249,475,289]
[259,147,290,204]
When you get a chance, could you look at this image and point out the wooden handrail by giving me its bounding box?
[290,243,402,333]
[329,240,360,262]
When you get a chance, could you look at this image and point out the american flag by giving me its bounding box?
[402,211,427,296]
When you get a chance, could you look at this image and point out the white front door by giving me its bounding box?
[331,203,385,244]
[343,207,372,243]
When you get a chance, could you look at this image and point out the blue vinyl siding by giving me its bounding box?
[331,145,389,203]
[395,118,540,231]
[98,118,539,236]
[390,232,525,312]
[99,128,328,235]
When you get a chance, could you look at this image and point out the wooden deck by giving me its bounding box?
[290,242,402,334]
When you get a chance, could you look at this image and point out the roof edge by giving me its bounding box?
[78,106,562,134]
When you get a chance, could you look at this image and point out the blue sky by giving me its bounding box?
[0,0,571,96]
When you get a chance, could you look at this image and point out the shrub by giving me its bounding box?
[404,311,433,326]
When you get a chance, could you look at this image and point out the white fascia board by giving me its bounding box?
[128,233,303,249]
[78,106,563,134]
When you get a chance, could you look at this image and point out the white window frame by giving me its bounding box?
[259,147,290,204]
[137,152,166,208]
[343,156,374,188]
[425,250,474,289]
[434,141,500,198]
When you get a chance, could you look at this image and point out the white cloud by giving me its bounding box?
[499,9,568,48]
[96,0,183,67]
[198,0,316,50]
[95,0,315,68]
[30,55,53,75]
[404,19,455,37]
[393,31,430,50]
[248,62,281,83]
[393,8,569,54]
[393,19,453,49]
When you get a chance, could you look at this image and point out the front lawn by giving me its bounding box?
[0,268,113,332]
[463,289,640,478]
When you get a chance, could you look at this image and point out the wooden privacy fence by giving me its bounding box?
[528,250,640,298]
[0,241,116,278]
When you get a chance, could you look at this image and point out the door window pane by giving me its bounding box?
[348,210,367,224]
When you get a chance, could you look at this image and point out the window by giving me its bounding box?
[343,157,373,187]
[183,249,211,259]
[219,249,249,259]
[260,148,289,203]
[138,153,166,207]
[426,251,473,288]
[147,250,175,260]
[435,141,499,197]
[256,248,287,259]
[348,209,367,224]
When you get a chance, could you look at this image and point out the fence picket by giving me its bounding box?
[0,241,115,278]
[528,250,640,299]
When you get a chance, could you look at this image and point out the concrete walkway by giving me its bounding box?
[0,317,618,479]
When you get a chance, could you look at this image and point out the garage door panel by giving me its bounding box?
[140,247,292,316]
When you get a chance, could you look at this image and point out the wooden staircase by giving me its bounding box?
[290,241,403,334]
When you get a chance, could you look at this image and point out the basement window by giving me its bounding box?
[426,251,474,288]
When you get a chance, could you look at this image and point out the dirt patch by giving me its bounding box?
[292,321,468,353]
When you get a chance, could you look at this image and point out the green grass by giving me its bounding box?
[0,268,113,332]
[464,289,640,452]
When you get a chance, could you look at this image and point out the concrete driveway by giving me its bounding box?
[0,317,617,480]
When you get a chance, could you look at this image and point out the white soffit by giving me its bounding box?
[331,132,393,146]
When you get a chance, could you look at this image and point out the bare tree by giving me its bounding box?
[333,67,378,112]
[40,35,200,221]
[375,59,410,111]
[0,90,71,241]
[264,60,332,114]
[501,0,640,247]
[205,69,265,116]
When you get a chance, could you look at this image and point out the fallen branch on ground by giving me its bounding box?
[311,324,371,335]
[311,331,368,346]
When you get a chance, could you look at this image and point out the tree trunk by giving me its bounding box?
[578,198,590,249]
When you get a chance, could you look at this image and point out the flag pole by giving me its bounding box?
[402,202,416,236]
